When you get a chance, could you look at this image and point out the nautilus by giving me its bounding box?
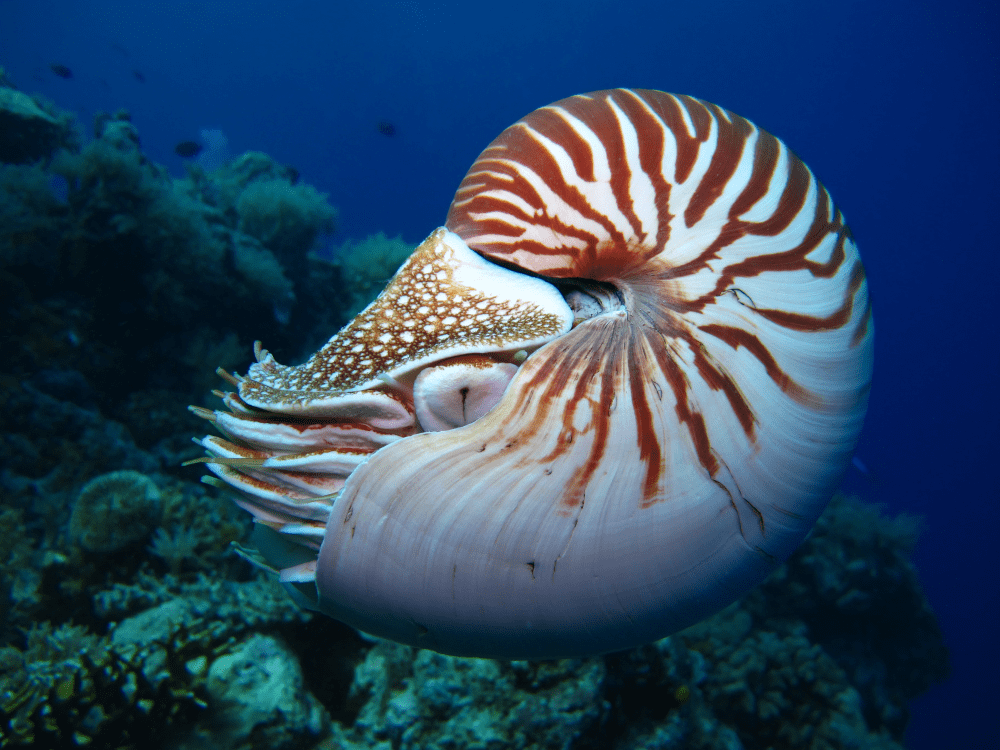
[191,89,873,659]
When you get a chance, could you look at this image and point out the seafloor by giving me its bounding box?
[0,73,948,750]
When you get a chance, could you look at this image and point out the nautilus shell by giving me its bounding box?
[191,89,873,659]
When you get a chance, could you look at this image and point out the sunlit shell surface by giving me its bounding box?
[192,89,873,659]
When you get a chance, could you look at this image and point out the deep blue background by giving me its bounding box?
[3,1,997,747]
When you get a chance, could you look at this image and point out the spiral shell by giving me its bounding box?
[192,89,873,659]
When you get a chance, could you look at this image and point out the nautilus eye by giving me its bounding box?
[190,89,873,659]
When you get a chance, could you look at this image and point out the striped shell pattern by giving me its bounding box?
[192,89,873,659]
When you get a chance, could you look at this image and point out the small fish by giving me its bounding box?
[377,120,396,137]
[133,69,145,83]
[50,63,73,79]
[175,141,203,158]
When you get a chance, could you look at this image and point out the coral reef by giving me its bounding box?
[0,83,77,164]
[745,498,947,738]
[332,231,415,316]
[69,470,162,553]
[325,641,605,750]
[0,576,317,748]
[197,633,329,749]
[0,79,947,750]
[236,175,335,267]
[0,90,352,472]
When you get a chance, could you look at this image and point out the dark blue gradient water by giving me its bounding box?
[2,1,996,746]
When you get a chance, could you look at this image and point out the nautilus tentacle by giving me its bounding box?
[191,89,873,659]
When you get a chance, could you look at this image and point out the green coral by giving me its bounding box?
[0,163,64,270]
[326,640,604,750]
[0,620,208,749]
[0,99,351,465]
[748,495,948,737]
[0,86,77,165]
[51,114,170,245]
[236,177,336,263]
[0,570,314,748]
[197,633,329,749]
[229,232,296,322]
[69,470,162,553]
[209,150,300,203]
[0,95,355,470]
[334,232,415,316]
[679,616,902,750]
[205,151,337,297]
[0,509,40,641]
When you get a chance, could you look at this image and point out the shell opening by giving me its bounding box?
[561,283,626,326]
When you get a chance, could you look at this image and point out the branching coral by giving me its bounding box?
[0,621,206,749]
[0,572,315,748]
[147,527,201,575]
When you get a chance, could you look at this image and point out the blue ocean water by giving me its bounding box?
[1,0,996,747]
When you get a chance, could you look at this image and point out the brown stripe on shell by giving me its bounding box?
[683,100,754,229]
[755,260,868,333]
[699,324,813,407]
[851,298,873,347]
